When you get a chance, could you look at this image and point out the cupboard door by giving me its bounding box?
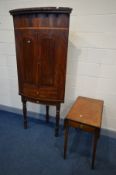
[15,29,38,97]
[37,30,68,100]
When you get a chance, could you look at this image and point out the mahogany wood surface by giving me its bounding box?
[10,7,72,136]
[66,96,104,128]
[64,96,104,169]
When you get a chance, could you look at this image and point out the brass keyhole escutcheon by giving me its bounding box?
[27,40,31,44]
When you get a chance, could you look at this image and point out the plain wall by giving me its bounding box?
[0,0,116,131]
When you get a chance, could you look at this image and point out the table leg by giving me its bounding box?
[21,96,27,129]
[91,130,99,169]
[55,104,60,137]
[64,119,69,159]
[46,105,49,123]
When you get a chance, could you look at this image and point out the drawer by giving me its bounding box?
[68,120,95,132]
[22,87,39,98]
[21,86,59,101]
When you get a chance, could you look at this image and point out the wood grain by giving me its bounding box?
[66,96,104,128]
[10,7,72,136]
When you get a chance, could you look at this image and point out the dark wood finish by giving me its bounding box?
[91,129,99,169]
[10,7,72,15]
[55,104,61,137]
[64,119,69,159]
[64,96,104,169]
[46,105,49,123]
[10,7,72,136]
[21,96,27,129]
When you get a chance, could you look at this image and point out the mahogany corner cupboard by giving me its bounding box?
[9,7,72,136]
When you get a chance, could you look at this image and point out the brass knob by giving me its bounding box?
[27,40,31,44]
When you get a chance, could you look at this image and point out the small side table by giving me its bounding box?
[64,96,104,169]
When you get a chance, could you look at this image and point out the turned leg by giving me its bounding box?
[46,105,49,123]
[64,119,69,159]
[55,104,60,137]
[91,130,99,169]
[21,97,27,129]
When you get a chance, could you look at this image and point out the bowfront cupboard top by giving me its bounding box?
[9,7,72,136]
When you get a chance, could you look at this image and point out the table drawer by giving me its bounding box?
[68,120,95,132]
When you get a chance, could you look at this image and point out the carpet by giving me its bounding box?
[0,110,116,175]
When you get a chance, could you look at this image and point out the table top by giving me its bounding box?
[66,96,104,128]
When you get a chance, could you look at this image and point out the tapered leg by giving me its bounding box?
[64,119,69,159]
[91,130,99,169]
[46,105,49,123]
[55,104,60,137]
[21,97,27,129]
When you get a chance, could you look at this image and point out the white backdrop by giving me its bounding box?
[0,0,116,132]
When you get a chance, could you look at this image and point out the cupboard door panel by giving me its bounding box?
[15,29,38,95]
[15,29,68,101]
[37,30,58,99]
[38,37,55,87]
[37,29,68,100]
[55,30,68,100]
